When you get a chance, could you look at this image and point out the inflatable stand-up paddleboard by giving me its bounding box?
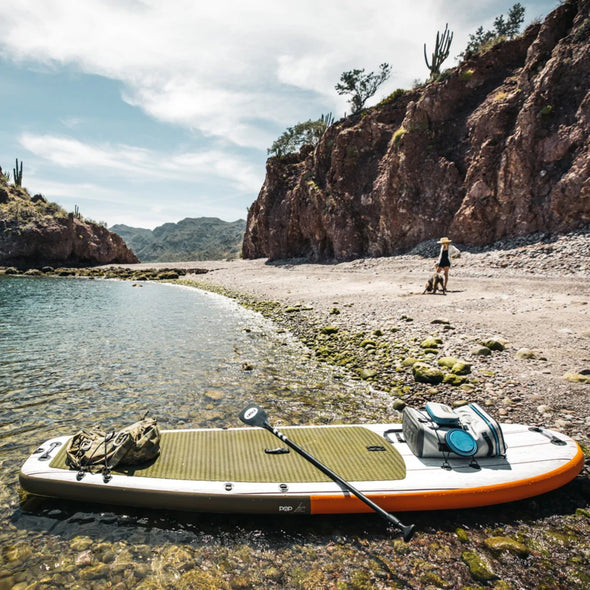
[20,402,584,539]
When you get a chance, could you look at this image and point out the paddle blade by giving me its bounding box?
[239,403,269,428]
[401,523,415,542]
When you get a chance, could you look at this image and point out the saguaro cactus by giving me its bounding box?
[424,24,453,77]
[13,158,23,187]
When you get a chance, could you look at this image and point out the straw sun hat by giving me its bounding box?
[437,237,452,245]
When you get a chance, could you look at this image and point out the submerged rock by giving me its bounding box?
[483,536,530,557]
[461,550,499,582]
[1,542,32,563]
[358,367,378,379]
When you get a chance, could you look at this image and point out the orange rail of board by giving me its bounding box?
[310,444,585,514]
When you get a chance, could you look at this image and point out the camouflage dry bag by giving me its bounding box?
[66,416,160,471]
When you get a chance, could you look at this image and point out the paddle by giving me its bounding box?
[239,403,415,542]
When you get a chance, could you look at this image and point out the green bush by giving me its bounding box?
[540,104,553,117]
[392,126,407,146]
[460,68,475,81]
[460,3,525,59]
[378,88,406,106]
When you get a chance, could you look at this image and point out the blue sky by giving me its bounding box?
[0,0,558,229]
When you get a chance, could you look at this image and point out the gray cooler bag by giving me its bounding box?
[402,402,506,459]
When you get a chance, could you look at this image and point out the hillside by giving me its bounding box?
[0,173,138,267]
[110,217,246,262]
[243,0,589,261]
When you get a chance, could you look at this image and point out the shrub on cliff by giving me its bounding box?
[460,3,525,58]
[268,114,334,158]
[335,63,391,114]
[0,185,68,228]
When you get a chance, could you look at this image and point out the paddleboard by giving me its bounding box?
[19,422,584,515]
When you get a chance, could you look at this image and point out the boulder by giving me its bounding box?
[483,536,530,557]
[412,362,444,385]
[420,336,443,349]
[438,356,458,369]
[451,361,472,375]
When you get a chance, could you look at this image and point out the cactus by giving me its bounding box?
[424,24,453,77]
[320,112,335,128]
[13,158,23,187]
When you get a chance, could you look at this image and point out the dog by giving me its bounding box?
[423,272,446,295]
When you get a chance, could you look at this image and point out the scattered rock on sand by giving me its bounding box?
[412,362,444,384]
[483,339,506,351]
[563,372,590,384]
[483,536,530,557]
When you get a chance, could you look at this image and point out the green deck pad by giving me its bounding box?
[51,426,406,483]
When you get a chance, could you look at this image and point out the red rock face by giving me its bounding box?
[0,216,139,266]
[243,0,589,261]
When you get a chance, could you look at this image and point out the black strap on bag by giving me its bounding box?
[66,413,161,482]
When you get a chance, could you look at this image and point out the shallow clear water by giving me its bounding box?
[0,276,378,588]
[1,277,297,434]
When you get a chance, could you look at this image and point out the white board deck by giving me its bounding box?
[19,422,583,515]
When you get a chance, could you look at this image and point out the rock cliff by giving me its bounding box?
[243,0,589,261]
[0,180,138,267]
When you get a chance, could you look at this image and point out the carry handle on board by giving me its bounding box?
[239,403,415,542]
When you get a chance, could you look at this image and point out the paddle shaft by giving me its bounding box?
[261,420,415,541]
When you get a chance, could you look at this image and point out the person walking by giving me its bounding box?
[436,237,452,290]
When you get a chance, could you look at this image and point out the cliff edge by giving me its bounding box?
[0,177,138,267]
[243,0,589,261]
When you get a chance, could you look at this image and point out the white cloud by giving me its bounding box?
[0,0,559,228]
[59,117,83,129]
[25,174,251,228]
[2,0,533,149]
[19,132,262,193]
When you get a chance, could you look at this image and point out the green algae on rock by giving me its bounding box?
[455,528,470,543]
[563,372,590,384]
[320,326,339,335]
[483,339,506,351]
[461,550,499,582]
[420,336,443,349]
[471,345,492,356]
[412,362,444,385]
[438,356,458,369]
[483,536,530,557]
[451,361,472,375]
[443,374,468,386]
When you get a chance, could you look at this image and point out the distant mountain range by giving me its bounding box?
[110,217,246,262]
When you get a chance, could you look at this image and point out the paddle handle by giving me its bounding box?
[263,422,415,542]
